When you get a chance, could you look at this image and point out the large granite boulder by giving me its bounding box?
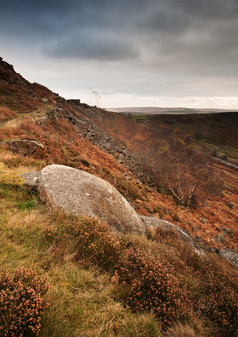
[140,215,205,256]
[23,164,145,235]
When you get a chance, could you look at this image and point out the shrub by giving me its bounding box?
[0,268,49,336]
[0,106,17,122]
[194,270,238,336]
[115,176,144,201]
[115,247,191,327]
[147,227,238,335]
[70,218,122,271]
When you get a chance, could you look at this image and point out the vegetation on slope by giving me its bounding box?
[97,112,238,251]
[0,151,237,336]
[131,112,238,166]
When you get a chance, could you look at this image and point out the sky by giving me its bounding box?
[0,0,238,109]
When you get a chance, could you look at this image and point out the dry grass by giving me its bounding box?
[166,316,213,337]
[0,148,45,168]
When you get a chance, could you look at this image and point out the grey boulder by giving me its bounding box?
[23,164,145,235]
[218,249,238,269]
[140,215,205,256]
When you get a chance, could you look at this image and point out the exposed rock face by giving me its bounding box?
[140,215,205,256]
[66,99,81,106]
[42,103,141,177]
[23,165,145,235]
[218,249,238,269]
[5,140,44,155]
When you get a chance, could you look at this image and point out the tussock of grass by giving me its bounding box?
[166,316,213,337]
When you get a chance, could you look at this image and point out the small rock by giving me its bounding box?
[221,226,234,238]
[103,142,111,151]
[215,234,226,243]
[22,171,41,190]
[141,216,205,256]
[67,99,81,106]
[117,153,124,161]
[5,140,44,155]
[218,249,238,268]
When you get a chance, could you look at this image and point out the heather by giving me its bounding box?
[0,268,49,336]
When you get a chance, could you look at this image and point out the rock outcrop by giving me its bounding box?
[140,215,205,256]
[23,164,145,235]
[0,57,53,112]
[5,140,44,155]
[39,101,143,179]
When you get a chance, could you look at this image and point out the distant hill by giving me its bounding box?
[109,106,238,115]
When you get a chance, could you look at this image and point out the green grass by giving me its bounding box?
[16,199,36,210]
[132,115,148,122]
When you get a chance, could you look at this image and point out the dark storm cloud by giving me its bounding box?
[46,33,138,61]
[1,0,237,65]
[0,0,143,60]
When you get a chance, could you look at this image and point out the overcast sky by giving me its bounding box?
[1,0,238,108]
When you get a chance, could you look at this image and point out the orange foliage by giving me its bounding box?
[0,106,17,122]
[1,113,237,252]
[148,227,238,336]
[0,268,49,336]
[48,216,238,335]
[116,247,192,326]
[0,117,125,174]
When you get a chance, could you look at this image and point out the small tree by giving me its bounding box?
[155,139,222,207]
[132,128,222,208]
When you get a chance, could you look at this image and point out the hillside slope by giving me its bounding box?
[0,57,238,337]
[1,56,238,252]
